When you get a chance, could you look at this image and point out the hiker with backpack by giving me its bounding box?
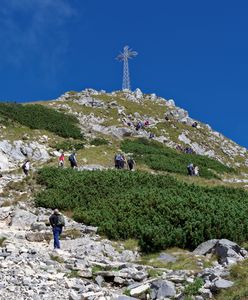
[58,152,65,167]
[187,163,194,176]
[127,157,135,171]
[22,160,30,176]
[135,121,143,131]
[49,209,65,250]
[68,152,77,169]
[119,154,127,169]
[114,153,120,169]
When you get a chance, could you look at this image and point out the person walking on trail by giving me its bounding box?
[114,153,123,169]
[187,163,194,176]
[58,152,65,167]
[194,165,199,176]
[119,154,127,169]
[22,160,30,176]
[68,152,77,168]
[127,157,135,171]
[49,209,65,250]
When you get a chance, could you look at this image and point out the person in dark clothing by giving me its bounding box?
[49,209,65,250]
[119,154,126,169]
[187,163,194,176]
[135,121,143,131]
[192,121,198,128]
[68,152,77,168]
[114,153,122,169]
[127,158,135,171]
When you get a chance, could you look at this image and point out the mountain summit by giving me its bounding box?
[0,88,248,299]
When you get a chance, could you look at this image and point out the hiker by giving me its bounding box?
[119,154,127,169]
[185,147,193,154]
[194,165,199,176]
[49,209,65,250]
[187,163,194,176]
[144,120,150,126]
[127,157,135,171]
[135,121,143,131]
[176,144,183,152]
[114,153,122,169]
[58,152,65,167]
[68,152,77,168]
[22,160,30,176]
[192,121,198,128]
[149,132,155,139]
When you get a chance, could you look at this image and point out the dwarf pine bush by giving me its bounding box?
[121,138,234,179]
[0,103,83,139]
[35,167,248,252]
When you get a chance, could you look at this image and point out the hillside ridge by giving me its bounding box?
[0,88,248,299]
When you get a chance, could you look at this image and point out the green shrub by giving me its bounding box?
[121,138,234,179]
[0,103,83,139]
[35,168,248,253]
[55,140,84,151]
[90,138,109,146]
[184,277,204,296]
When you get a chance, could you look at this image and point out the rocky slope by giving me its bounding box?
[0,191,246,300]
[0,88,247,174]
[0,88,248,299]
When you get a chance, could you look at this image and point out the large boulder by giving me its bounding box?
[134,88,143,100]
[150,280,176,299]
[25,231,51,242]
[129,283,150,297]
[215,239,243,264]
[11,209,37,229]
[214,279,234,289]
[210,279,233,292]
[194,239,247,265]
[193,239,218,255]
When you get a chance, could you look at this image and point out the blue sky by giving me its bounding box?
[0,0,247,147]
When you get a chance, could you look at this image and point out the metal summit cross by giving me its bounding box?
[116,45,138,91]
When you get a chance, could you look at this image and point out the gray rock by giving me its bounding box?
[150,93,157,101]
[95,275,104,287]
[31,222,47,231]
[116,296,138,300]
[69,291,80,300]
[158,252,177,263]
[119,250,137,262]
[214,279,233,290]
[166,99,175,107]
[134,88,143,99]
[193,239,218,255]
[215,239,241,264]
[114,276,126,285]
[11,209,37,229]
[129,283,150,297]
[25,232,51,242]
[150,280,176,299]
[199,288,213,299]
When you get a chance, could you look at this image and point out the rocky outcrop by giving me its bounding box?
[0,140,50,170]
[193,239,248,265]
[0,197,241,300]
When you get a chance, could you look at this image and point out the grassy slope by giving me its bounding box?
[45,92,248,170]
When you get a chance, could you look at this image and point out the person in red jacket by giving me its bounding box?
[58,152,65,167]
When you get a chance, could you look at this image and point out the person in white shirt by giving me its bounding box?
[22,160,30,176]
[194,165,199,176]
